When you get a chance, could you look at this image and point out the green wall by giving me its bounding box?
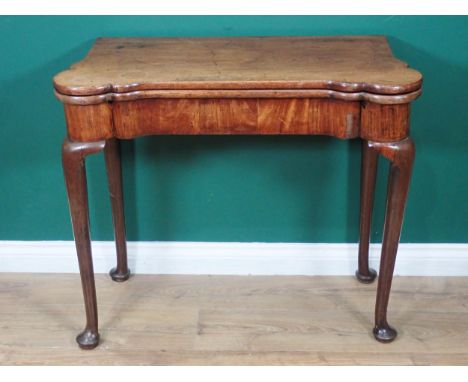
[0,16,467,243]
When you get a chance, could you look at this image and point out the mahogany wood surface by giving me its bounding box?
[104,139,130,282]
[57,36,422,350]
[54,88,422,106]
[62,139,104,349]
[58,36,420,142]
[112,98,360,139]
[369,138,415,343]
[360,102,410,142]
[54,36,422,99]
[356,140,379,284]
[64,103,113,141]
[63,98,410,142]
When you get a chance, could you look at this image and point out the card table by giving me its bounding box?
[54,36,422,349]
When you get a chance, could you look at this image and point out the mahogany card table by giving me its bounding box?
[54,36,422,349]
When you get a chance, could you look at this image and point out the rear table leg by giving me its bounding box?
[104,138,130,282]
[356,139,379,283]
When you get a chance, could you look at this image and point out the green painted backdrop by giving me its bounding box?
[0,16,467,242]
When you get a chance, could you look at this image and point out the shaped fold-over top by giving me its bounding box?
[54,36,422,105]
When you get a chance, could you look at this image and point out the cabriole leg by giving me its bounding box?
[62,138,105,349]
[369,138,415,343]
[356,139,379,283]
[104,138,130,282]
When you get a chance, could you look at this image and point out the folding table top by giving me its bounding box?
[53,36,423,99]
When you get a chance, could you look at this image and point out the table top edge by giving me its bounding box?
[53,35,423,100]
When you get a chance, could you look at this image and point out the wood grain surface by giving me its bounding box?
[63,97,410,142]
[54,88,423,106]
[57,36,421,140]
[360,102,410,142]
[111,98,360,139]
[54,36,422,100]
[1,274,467,365]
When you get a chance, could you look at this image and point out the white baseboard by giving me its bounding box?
[0,241,467,276]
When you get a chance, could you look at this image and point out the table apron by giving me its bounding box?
[64,98,410,142]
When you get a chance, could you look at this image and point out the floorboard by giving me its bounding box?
[0,274,467,365]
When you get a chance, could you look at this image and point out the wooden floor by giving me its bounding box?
[0,273,467,365]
